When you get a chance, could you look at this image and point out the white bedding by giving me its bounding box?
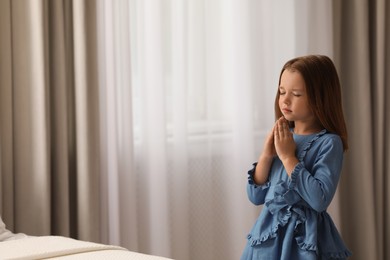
[0,236,173,260]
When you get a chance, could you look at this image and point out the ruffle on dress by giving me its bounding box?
[247,180,313,248]
[247,162,270,189]
[247,162,257,185]
[247,179,352,258]
[297,129,327,161]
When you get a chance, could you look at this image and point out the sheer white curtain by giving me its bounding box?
[97,1,335,259]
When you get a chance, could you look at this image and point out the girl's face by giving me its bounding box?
[278,69,316,127]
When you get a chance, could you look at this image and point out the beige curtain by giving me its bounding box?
[0,0,100,242]
[334,0,390,259]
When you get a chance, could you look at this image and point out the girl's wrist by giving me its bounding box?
[259,153,274,162]
[281,156,299,176]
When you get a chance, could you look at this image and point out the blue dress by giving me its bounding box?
[241,130,352,260]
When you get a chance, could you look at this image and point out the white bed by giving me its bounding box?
[0,236,173,260]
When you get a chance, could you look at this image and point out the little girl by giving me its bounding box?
[241,55,351,259]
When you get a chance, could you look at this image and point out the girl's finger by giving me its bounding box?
[278,121,284,136]
[283,123,288,136]
[274,124,279,138]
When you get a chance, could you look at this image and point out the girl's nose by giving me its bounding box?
[282,96,290,105]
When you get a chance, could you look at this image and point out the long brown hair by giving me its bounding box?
[274,55,348,151]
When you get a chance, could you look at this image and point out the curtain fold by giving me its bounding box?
[334,0,390,259]
[7,0,51,236]
[0,0,14,228]
[169,1,190,259]
[97,0,138,250]
[140,0,171,256]
[48,0,74,237]
[71,0,101,242]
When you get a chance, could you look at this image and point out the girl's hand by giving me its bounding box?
[274,117,298,175]
[253,125,276,185]
[262,127,276,159]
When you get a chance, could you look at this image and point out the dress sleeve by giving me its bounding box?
[288,135,343,212]
[246,162,270,206]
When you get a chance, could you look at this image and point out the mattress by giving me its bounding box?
[0,236,173,260]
